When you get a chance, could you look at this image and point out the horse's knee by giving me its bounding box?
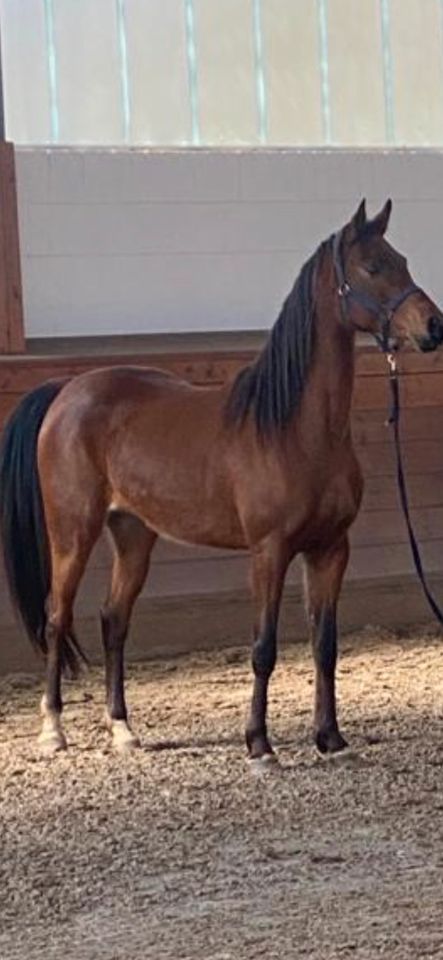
[252,630,277,678]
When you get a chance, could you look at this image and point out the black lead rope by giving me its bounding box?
[387,355,443,626]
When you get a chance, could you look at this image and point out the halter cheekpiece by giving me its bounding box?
[332,228,422,354]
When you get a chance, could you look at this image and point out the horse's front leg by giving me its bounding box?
[303,536,350,753]
[246,540,290,764]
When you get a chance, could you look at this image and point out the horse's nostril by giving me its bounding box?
[428,316,443,341]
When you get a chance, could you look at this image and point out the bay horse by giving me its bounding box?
[1,199,442,762]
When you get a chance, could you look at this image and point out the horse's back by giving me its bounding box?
[38,363,221,435]
[59,364,196,401]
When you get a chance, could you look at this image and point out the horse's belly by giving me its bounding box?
[109,468,246,550]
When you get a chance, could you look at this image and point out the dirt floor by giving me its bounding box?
[1,625,443,960]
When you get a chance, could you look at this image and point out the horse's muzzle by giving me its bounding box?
[418,316,443,352]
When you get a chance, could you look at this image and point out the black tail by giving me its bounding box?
[0,380,86,676]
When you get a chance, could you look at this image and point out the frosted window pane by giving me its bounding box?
[194,0,258,145]
[1,0,51,142]
[2,0,443,147]
[54,0,122,143]
[125,0,191,144]
[328,0,386,145]
[390,0,443,145]
[263,0,323,145]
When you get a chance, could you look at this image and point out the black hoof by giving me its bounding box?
[315,728,348,754]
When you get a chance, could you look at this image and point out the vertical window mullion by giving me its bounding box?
[380,0,395,144]
[43,0,59,142]
[317,0,332,144]
[184,0,200,144]
[252,0,267,144]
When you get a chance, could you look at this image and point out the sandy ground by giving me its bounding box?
[0,624,443,960]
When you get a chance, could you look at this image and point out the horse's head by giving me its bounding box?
[336,199,443,352]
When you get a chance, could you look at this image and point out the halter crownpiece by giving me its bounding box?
[332,228,422,354]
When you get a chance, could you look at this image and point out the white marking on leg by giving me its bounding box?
[248,753,280,776]
[110,719,141,752]
[38,694,67,754]
[103,708,113,732]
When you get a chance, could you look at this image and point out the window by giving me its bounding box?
[2,0,443,147]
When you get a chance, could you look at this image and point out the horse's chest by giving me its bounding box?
[316,481,358,526]
[280,460,362,552]
[310,465,362,536]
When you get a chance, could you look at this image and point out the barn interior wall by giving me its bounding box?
[15,147,443,340]
[2,146,443,673]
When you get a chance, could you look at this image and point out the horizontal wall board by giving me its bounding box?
[1,575,442,676]
[15,149,443,337]
[1,337,443,672]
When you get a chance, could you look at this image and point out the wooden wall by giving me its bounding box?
[0,144,24,354]
[1,341,442,673]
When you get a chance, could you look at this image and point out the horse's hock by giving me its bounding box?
[0,336,442,675]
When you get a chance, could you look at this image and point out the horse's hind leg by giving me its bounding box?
[40,535,99,755]
[303,536,350,754]
[101,510,157,751]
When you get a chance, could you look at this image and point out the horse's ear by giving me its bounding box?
[348,199,367,240]
[370,198,392,236]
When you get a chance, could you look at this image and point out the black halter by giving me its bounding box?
[332,229,422,353]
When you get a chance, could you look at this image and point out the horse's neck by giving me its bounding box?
[297,281,355,446]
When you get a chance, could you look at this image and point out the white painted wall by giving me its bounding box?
[16,147,443,339]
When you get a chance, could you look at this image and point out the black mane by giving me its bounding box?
[225,236,332,436]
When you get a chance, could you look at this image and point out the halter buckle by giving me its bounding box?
[387,352,397,374]
[337,282,350,298]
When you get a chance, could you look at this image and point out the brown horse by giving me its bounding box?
[1,199,442,761]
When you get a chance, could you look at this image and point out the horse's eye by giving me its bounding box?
[365,263,380,277]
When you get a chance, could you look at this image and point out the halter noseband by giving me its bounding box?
[332,229,422,354]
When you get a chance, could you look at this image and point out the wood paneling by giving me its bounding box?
[0,144,24,354]
[364,474,443,511]
[2,574,441,676]
[1,339,443,671]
